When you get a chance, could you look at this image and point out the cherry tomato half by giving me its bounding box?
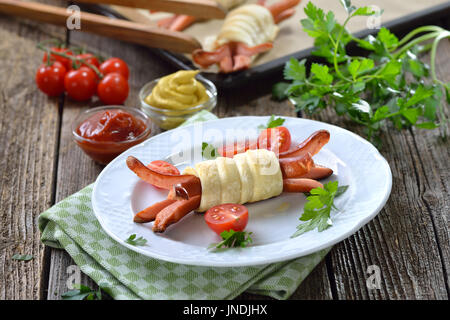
[35,61,67,97]
[43,47,73,70]
[147,160,180,176]
[64,67,97,102]
[204,204,249,235]
[218,140,257,158]
[99,57,129,80]
[97,73,129,105]
[257,126,292,154]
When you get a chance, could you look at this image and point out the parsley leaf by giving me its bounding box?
[61,284,102,300]
[125,234,148,246]
[284,58,306,81]
[347,58,374,80]
[272,82,290,101]
[339,0,355,15]
[351,6,376,17]
[258,115,286,130]
[292,181,349,238]
[311,63,333,85]
[208,230,253,250]
[12,254,33,261]
[202,142,218,160]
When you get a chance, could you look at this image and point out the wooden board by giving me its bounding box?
[0,0,65,300]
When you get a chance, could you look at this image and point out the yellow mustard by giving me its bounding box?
[145,70,209,110]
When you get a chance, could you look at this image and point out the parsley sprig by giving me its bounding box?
[61,284,102,300]
[125,234,148,246]
[292,181,348,238]
[274,0,450,146]
[208,230,253,250]
[258,115,286,130]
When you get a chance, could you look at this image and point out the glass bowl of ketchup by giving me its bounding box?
[72,106,152,165]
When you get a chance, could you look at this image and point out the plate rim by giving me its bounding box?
[92,116,392,266]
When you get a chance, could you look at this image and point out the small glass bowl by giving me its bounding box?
[139,76,217,130]
[72,106,152,165]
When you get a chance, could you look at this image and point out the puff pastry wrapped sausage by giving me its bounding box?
[183,149,283,212]
[192,0,301,73]
[127,129,332,232]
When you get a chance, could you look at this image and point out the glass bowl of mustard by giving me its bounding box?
[139,70,217,130]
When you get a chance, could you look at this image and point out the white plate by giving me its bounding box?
[92,116,392,267]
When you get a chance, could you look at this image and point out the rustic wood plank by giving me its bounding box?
[0,5,65,299]
[46,27,171,299]
[289,259,333,300]
[407,39,450,293]
[302,44,450,299]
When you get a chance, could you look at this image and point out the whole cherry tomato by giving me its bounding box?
[204,204,249,235]
[257,126,292,154]
[35,61,67,97]
[99,58,129,79]
[64,67,97,101]
[73,53,100,69]
[42,47,73,70]
[97,73,129,105]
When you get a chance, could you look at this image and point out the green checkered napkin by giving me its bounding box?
[38,110,330,300]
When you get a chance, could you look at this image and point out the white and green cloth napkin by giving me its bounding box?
[38,110,330,300]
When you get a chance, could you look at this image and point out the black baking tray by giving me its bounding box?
[82,1,450,89]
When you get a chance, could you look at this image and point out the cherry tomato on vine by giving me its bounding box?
[99,58,129,79]
[64,67,97,101]
[73,53,100,69]
[42,47,73,70]
[97,73,129,105]
[257,126,292,154]
[35,61,67,97]
[147,160,180,176]
[204,204,249,235]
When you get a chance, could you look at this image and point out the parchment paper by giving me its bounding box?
[111,0,448,72]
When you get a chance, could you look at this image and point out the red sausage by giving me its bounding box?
[134,199,177,223]
[279,153,314,178]
[126,156,200,190]
[283,178,323,193]
[153,196,201,232]
[279,130,330,159]
[299,165,333,180]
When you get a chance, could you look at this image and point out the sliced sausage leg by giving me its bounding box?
[153,195,201,232]
[283,178,323,193]
[134,199,177,223]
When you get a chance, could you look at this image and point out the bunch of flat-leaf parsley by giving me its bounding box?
[274,0,450,146]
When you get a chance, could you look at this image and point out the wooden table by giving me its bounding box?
[1,0,449,300]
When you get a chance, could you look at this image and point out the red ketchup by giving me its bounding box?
[74,109,150,164]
